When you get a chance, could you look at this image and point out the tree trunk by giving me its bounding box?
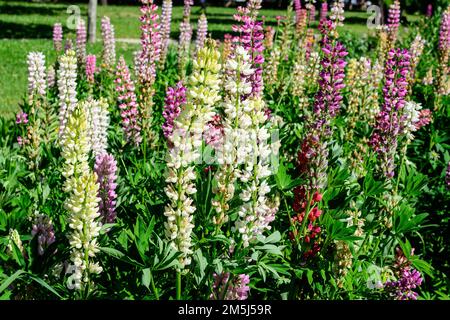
[101,0,108,5]
[88,0,98,43]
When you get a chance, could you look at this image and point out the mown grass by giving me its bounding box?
[0,0,421,117]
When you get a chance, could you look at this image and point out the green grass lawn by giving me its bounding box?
[0,1,421,118]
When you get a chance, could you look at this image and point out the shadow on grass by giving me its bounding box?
[0,21,53,39]
[0,2,66,16]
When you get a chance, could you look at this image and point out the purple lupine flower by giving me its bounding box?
[446,161,450,188]
[76,19,87,65]
[86,54,96,83]
[101,16,116,68]
[195,13,208,54]
[162,81,186,139]
[115,56,142,146]
[53,23,63,52]
[370,49,411,179]
[94,153,118,224]
[439,10,450,53]
[426,4,433,17]
[159,0,173,69]
[320,2,328,22]
[210,273,250,300]
[387,0,401,43]
[137,0,161,86]
[31,214,56,256]
[297,20,348,191]
[385,269,423,300]
[314,20,347,118]
[16,111,29,125]
[233,4,265,97]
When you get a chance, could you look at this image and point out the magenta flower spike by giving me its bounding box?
[115,56,142,146]
[162,81,186,140]
[86,54,96,84]
[370,49,411,179]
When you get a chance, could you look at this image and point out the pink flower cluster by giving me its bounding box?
[137,0,162,86]
[204,115,224,150]
[233,5,264,97]
[370,49,410,179]
[162,81,186,139]
[76,19,87,64]
[53,23,63,52]
[320,2,328,22]
[115,56,142,146]
[387,0,401,42]
[210,272,250,300]
[86,54,97,84]
[94,153,118,224]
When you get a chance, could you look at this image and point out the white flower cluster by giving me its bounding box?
[232,97,276,248]
[330,0,345,27]
[57,50,78,142]
[212,45,254,226]
[84,98,110,156]
[27,52,47,104]
[7,228,24,256]
[101,16,116,68]
[292,50,320,109]
[61,106,103,290]
[164,41,221,268]
[401,101,422,140]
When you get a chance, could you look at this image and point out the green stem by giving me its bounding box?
[176,271,182,300]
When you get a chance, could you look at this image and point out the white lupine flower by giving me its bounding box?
[84,98,110,156]
[232,98,278,248]
[330,0,345,27]
[164,40,221,269]
[401,101,422,140]
[212,45,256,226]
[58,50,78,142]
[61,106,103,291]
[27,52,47,103]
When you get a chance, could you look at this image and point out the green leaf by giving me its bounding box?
[142,268,151,290]
[0,270,26,294]
[29,275,62,298]
[99,247,144,267]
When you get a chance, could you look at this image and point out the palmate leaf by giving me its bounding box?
[0,270,61,298]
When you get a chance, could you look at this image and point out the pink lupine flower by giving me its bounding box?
[94,153,118,224]
[320,2,328,22]
[210,273,250,300]
[370,49,411,179]
[76,19,87,65]
[204,115,224,150]
[415,109,432,130]
[159,0,173,69]
[16,111,29,125]
[233,1,265,97]
[195,13,208,54]
[137,0,161,86]
[53,23,63,52]
[115,56,142,146]
[426,4,433,17]
[387,0,401,43]
[101,16,116,68]
[162,81,186,139]
[86,54,97,83]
